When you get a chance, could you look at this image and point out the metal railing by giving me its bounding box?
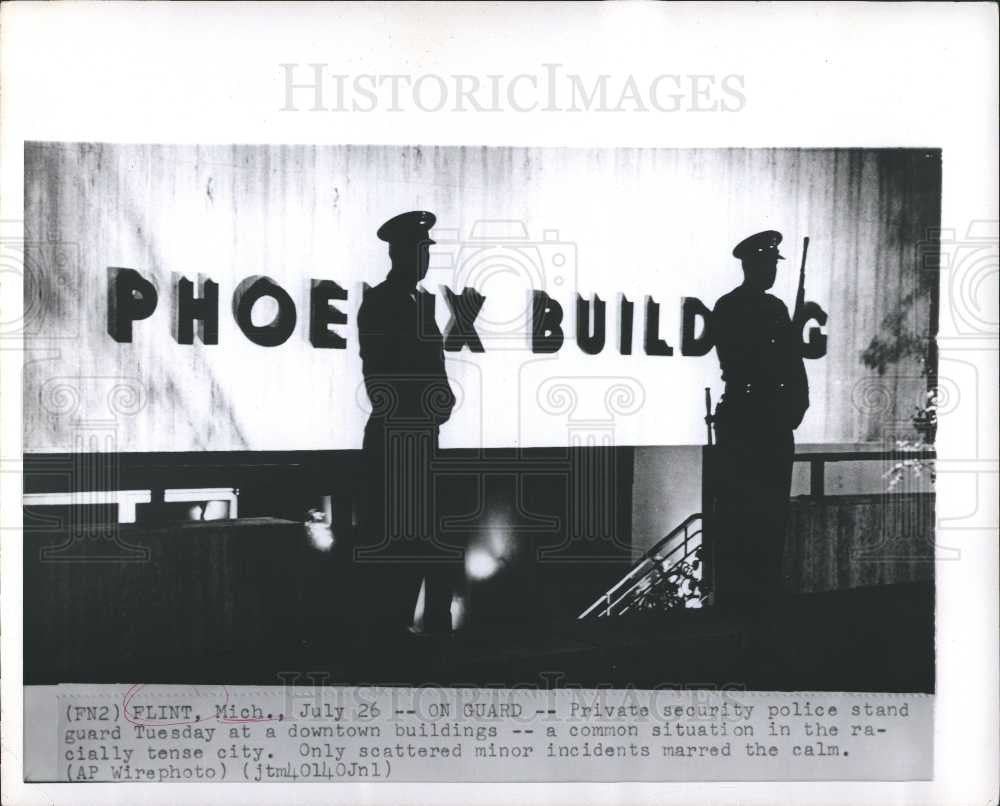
[793,448,935,497]
[578,513,703,620]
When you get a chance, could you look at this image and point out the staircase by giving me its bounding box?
[578,513,704,620]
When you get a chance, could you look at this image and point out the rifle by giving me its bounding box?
[793,235,810,325]
[704,387,714,446]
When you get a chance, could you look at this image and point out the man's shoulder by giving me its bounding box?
[358,281,394,318]
[712,287,741,312]
[712,286,754,317]
[713,288,791,327]
[762,293,791,316]
[362,280,392,300]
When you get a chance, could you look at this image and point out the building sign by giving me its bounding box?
[24,144,938,452]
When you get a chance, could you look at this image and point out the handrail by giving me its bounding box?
[792,447,936,462]
[604,526,702,616]
[790,447,935,498]
[578,513,703,620]
[618,541,702,615]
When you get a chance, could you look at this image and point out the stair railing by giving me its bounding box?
[578,512,703,620]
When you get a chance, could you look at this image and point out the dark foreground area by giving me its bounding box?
[25,517,933,691]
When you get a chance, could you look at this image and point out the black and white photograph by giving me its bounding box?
[21,143,940,693]
[2,2,997,803]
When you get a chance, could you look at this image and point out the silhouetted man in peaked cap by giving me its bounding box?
[711,230,809,612]
[356,211,459,637]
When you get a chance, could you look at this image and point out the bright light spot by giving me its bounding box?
[202,500,230,521]
[450,594,466,630]
[305,522,334,552]
[486,528,508,557]
[466,548,500,581]
[411,581,461,632]
[411,577,426,630]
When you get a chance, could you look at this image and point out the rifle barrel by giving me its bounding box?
[794,236,810,319]
[704,387,714,446]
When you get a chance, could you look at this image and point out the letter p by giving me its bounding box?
[108,267,158,343]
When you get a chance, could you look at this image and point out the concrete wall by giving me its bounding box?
[630,445,703,560]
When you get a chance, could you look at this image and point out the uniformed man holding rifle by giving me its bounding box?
[710,230,810,611]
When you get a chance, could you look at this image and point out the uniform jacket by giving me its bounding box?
[712,285,809,436]
[358,280,456,442]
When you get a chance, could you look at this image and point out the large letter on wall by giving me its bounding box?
[576,293,606,355]
[443,287,486,352]
[232,276,297,347]
[531,290,564,354]
[798,301,829,359]
[643,296,673,356]
[680,296,714,356]
[618,294,634,355]
[173,273,219,345]
[107,267,158,343]
[309,279,348,349]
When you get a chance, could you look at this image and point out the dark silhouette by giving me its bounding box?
[356,211,459,636]
[711,230,809,610]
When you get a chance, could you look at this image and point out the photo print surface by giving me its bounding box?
[23,144,938,697]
